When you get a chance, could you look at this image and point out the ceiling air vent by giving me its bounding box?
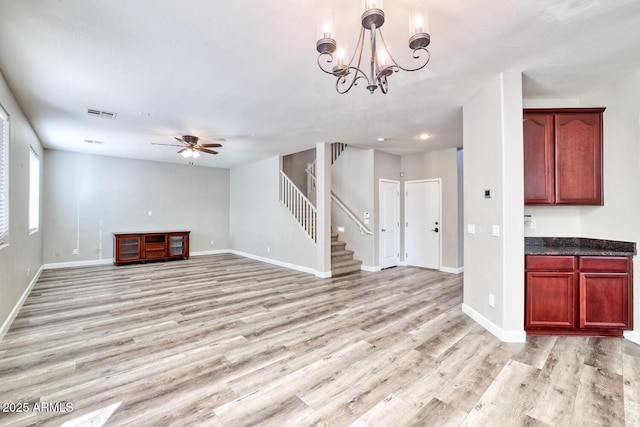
[87,108,117,120]
[84,139,104,145]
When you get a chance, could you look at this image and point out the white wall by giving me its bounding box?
[401,147,463,271]
[0,70,44,339]
[230,156,316,272]
[43,150,230,266]
[462,72,525,342]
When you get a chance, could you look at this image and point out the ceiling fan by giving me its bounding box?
[152,135,223,158]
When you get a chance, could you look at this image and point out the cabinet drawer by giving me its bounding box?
[145,250,166,259]
[579,256,630,273]
[145,243,166,251]
[526,255,576,271]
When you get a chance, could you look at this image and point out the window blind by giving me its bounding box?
[0,105,9,245]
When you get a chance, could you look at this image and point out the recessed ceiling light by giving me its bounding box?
[377,137,386,142]
[418,133,431,140]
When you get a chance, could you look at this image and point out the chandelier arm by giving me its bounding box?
[379,75,389,94]
[346,27,366,71]
[378,31,431,72]
[317,52,338,75]
[335,66,369,94]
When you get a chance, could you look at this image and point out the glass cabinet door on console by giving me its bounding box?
[115,234,142,263]
[168,233,189,258]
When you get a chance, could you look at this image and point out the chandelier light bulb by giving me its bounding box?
[364,0,383,12]
[192,150,200,158]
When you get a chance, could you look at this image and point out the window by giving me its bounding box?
[29,149,40,233]
[0,105,8,246]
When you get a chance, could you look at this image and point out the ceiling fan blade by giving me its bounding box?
[197,147,218,155]
[177,147,188,154]
[174,136,191,145]
[200,143,222,148]
[151,142,182,147]
[203,137,225,142]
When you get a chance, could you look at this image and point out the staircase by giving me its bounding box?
[331,232,362,276]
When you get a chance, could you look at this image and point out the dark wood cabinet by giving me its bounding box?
[525,255,633,335]
[525,255,576,329]
[579,256,632,329]
[114,231,190,265]
[523,108,604,205]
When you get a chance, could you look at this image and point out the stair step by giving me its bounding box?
[331,249,354,262]
[332,259,363,276]
[331,241,346,252]
[331,232,339,242]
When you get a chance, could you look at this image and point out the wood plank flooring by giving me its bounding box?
[0,254,638,426]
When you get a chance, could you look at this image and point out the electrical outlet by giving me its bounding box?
[211,240,215,245]
[488,293,495,307]
[267,246,271,253]
[467,224,475,234]
[55,250,61,256]
[492,225,500,236]
[530,219,537,229]
[72,248,79,255]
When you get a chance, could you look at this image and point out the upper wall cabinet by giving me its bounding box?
[524,108,605,205]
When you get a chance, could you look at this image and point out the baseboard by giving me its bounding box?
[44,258,113,270]
[441,266,464,274]
[191,249,231,257]
[624,330,640,345]
[462,303,526,343]
[230,250,318,276]
[0,265,43,342]
[361,265,379,272]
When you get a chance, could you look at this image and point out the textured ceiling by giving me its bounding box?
[0,0,639,168]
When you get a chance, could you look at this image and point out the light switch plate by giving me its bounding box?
[467,224,475,234]
[492,225,500,236]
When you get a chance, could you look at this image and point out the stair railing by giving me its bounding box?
[305,169,373,236]
[279,170,317,243]
[306,142,346,200]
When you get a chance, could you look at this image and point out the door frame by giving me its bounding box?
[378,179,400,269]
[403,178,443,271]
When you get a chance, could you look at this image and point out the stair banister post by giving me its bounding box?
[315,142,332,278]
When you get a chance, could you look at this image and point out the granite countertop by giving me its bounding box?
[525,237,636,257]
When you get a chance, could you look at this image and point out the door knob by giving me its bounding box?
[431,227,439,232]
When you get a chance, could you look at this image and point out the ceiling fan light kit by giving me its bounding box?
[316,0,431,94]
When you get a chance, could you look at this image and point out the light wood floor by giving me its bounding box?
[0,254,639,426]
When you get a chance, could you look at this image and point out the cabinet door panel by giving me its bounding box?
[555,113,603,205]
[524,114,555,204]
[580,272,630,329]
[526,271,576,329]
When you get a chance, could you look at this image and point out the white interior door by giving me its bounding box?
[405,179,441,269]
[379,180,400,269]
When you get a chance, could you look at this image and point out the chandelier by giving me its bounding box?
[316,0,431,94]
